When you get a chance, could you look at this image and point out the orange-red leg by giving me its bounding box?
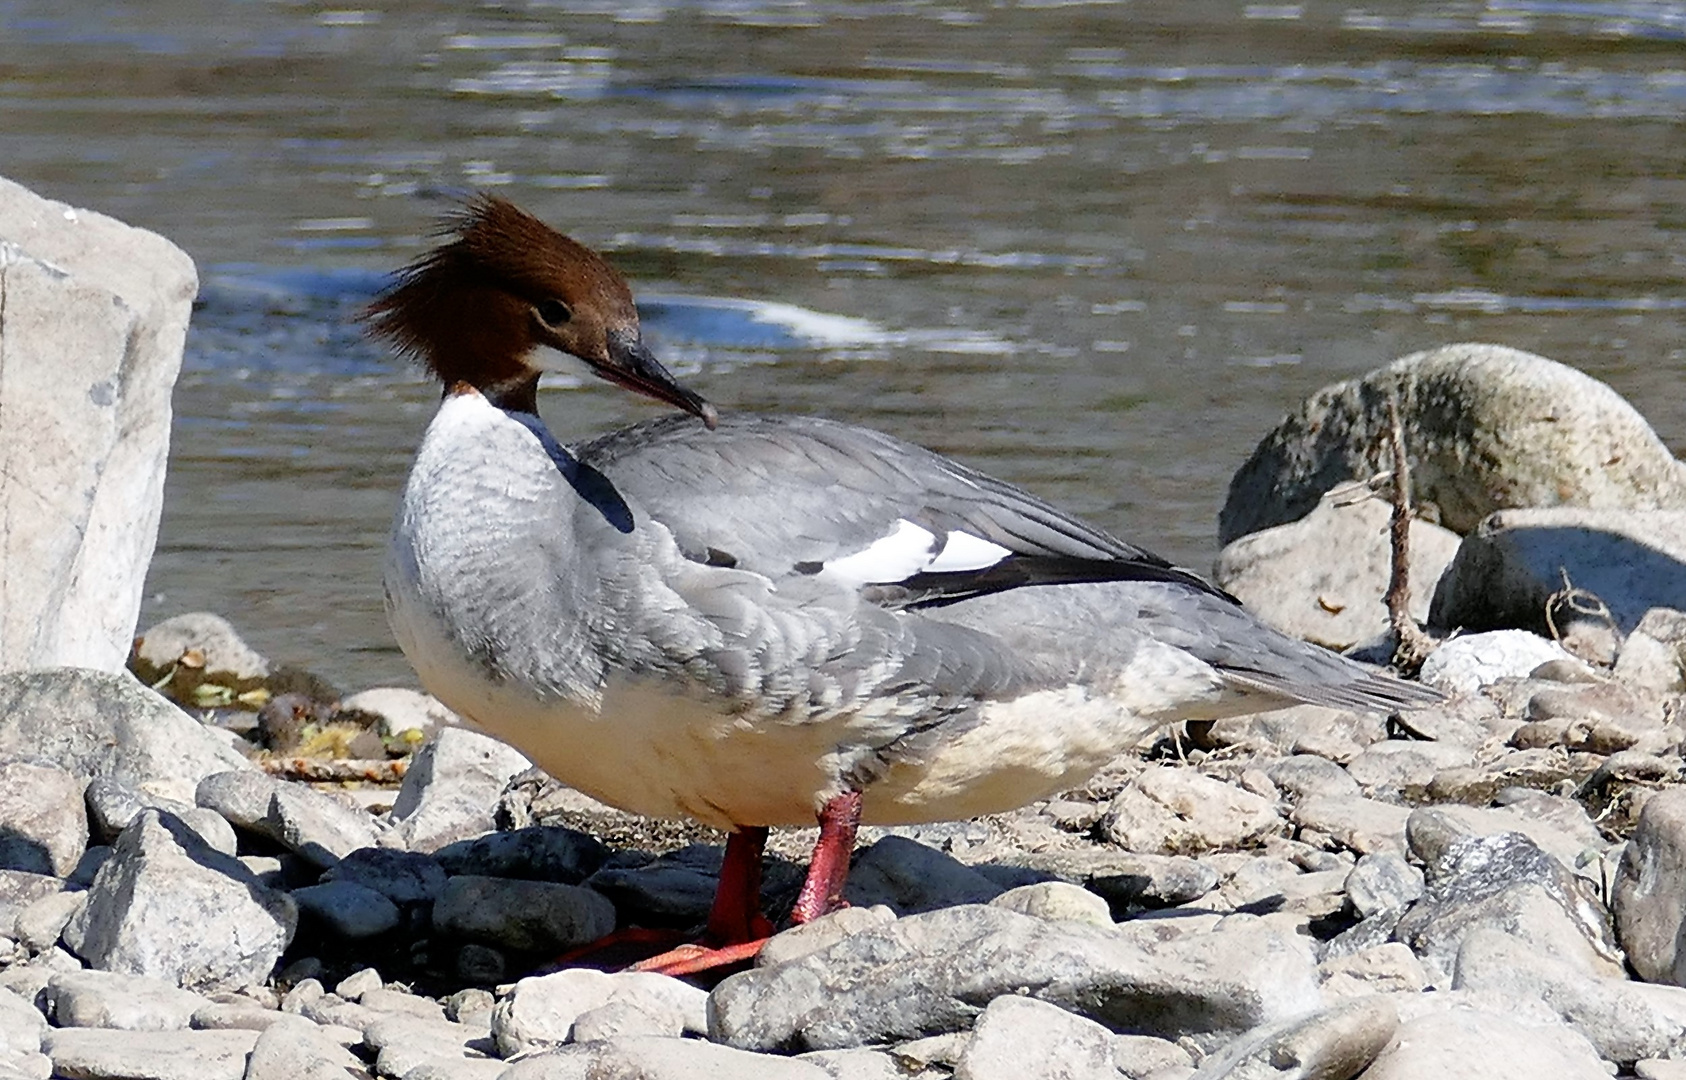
[632,791,864,976]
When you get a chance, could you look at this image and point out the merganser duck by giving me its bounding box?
[370,196,1439,973]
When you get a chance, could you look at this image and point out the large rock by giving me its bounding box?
[1616,788,1686,985]
[0,668,253,803]
[708,906,1321,1053]
[61,810,296,991]
[1214,492,1461,649]
[1219,343,1686,544]
[1357,1006,1609,1080]
[0,176,196,673]
[1430,507,1686,636]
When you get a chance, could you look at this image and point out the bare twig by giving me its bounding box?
[1384,392,1438,676]
[259,757,408,784]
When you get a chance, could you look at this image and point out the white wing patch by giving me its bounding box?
[817,518,1012,589]
[928,530,1013,573]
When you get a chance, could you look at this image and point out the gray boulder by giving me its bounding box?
[708,905,1320,1053]
[61,810,296,991]
[0,668,253,804]
[1430,506,1686,636]
[1214,492,1460,649]
[0,176,196,673]
[1220,342,1686,544]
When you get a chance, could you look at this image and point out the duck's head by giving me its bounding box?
[365,195,717,427]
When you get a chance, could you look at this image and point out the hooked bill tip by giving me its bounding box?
[699,402,720,431]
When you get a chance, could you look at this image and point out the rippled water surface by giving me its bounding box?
[4,1,1686,691]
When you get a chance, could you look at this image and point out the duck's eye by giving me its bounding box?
[536,299,573,327]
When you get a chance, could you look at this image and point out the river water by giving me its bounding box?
[4,1,1685,693]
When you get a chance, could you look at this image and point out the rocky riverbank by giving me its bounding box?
[8,177,1686,1079]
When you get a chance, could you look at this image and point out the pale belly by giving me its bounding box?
[389,560,1211,830]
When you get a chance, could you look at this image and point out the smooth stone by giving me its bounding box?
[433,826,607,886]
[989,881,1113,926]
[1103,768,1286,853]
[359,987,445,1020]
[12,890,86,954]
[41,1027,258,1080]
[499,1036,829,1079]
[844,836,1003,914]
[388,728,532,853]
[952,995,1120,1080]
[332,967,381,1002]
[336,687,459,740]
[1219,342,1686,543]
[1085,852,1221,916]
[318,847,446,906]
[1615,608,1686,693]
[1290,796,1410,858]
[584,844,728,927]
[1205,705,1384,763]
[290,880,401,940]
[1430,506,1686,638]
[1214,492,1460,651]
[1357,1006,1608,1080]
[60,810,296,991]
[757,906,898,968]
[433,874,614,954]
[708,906,1320,1054]
[362,1013,490,1078]
[194,771,378,870]
[84,778,236,857]
[46,970,209,1031]
[244,1016,365,1080]
[0,177,195,673]
[797,1048,942,1080]
[0,760,88,878]
[1343,853,1424,919]
[0,985,46,1053]
[1263,756,1361,803]
[1187,996,1397,1080]
[1616,787,1686,984]
[569,1000,675,1042]
[1455,927,1686,1064]
[0,669,252,804]
[1343,741,1473,796]
[493,970,707,1056]
[399,1061,506,1080]
[188,1002,295,1031]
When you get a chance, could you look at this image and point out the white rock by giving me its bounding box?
[1358,1004,1609,1079]
[46,969,209,1031]
[953,996,1118,1080]
[42,1027,257,1080]
[389,728,531,852]
[0,176,196,673]
[337,687,461,740]
[1418,631,1576,695]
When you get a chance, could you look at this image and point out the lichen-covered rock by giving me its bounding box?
[0,176,196,673]
[1220,343,1686,544]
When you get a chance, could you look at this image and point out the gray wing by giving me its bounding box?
[579,413,1439,715]
[576,412,1232,605]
